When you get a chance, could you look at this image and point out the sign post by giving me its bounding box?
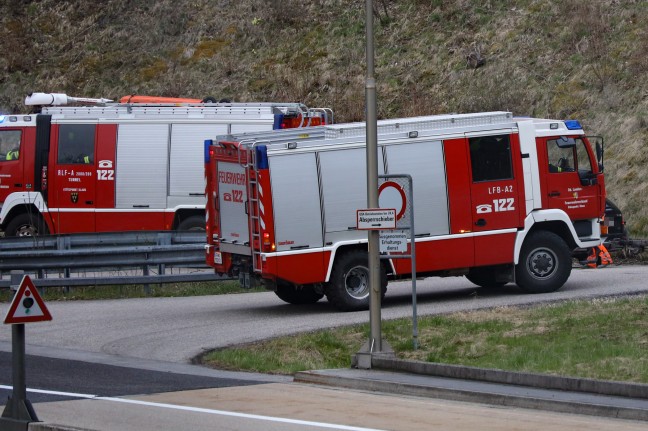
[378,175,418,349]
[1,274,52,431]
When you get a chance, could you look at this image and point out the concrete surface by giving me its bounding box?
[4,359,646,431]
[20,382,648,431]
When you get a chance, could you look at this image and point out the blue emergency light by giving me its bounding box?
[564,120,583,130]
[204,139,213,164]
[273,114,284,130]
[256,145,269,169]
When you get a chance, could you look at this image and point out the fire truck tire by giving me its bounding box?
[274,282,324,304]
[515,231,572,293]
[326,250,387,312]
[177,215,205,231]
[465,267,508,288]
[4,213,49,237]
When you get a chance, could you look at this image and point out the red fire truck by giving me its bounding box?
[0,93,331,236]
[204,112,606,311]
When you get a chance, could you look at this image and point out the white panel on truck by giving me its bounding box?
[385,140,449,236]
[116,124,169,209]
[217,162,249,244]
[169,123,229,197]
[319,148,384,241]
[231,122,275,134]
[269,153,323,252]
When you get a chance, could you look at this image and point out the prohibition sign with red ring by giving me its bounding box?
[378,181,407,221]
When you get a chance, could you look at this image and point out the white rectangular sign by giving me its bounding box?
[357,209,396,230]
[380,230,408,253]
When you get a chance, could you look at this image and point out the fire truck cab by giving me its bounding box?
[204,112,606,311]
[0,93,331,236]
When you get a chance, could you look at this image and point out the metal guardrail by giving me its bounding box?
[0,231,230,288]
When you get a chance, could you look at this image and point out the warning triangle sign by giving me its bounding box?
[4,275,52,324]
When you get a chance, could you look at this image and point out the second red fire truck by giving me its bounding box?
[0,92,330,236]
[205,111,606,311]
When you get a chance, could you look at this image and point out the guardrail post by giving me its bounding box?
[36,269,45,297]
[142,264,150,296]
[157,233,170,287]
[56,236,72,293]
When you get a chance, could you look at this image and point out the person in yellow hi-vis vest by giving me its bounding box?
[6,149,19,160]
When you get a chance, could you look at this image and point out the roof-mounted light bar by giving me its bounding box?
[564,120,583,130]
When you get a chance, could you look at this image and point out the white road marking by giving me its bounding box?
[0,385,387,431]
[0,385,95,399]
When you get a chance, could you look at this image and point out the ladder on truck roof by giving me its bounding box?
[226,111,514,152]
[26,92,332,124]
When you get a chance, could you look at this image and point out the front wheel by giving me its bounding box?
[515,231,572,293]
[326,250,387,311]
[4,213,49,237]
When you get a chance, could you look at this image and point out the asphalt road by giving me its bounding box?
[1,265,647,430]
[1,265,647,364]
[0,351,270,404]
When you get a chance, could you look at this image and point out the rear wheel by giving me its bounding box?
[516,231,572,293]
[326,250,387,311]
[177,215,205,231]
[4,213,49,237]
[274,281,324,304]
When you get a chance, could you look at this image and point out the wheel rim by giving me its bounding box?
[16,224,37,237]
[526,247,557,280]
[344,265,370,300]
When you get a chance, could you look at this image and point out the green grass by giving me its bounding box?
[200,295,648,383]
[0,280,263,302]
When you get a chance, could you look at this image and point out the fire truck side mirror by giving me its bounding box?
[595,140,604,173]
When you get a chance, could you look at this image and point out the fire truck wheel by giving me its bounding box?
[515,231,572,293]
[177,215,205,231]
[326,250,387,312]
[465,267,508,288]
[4,213,49,237]
[274,282,324,305]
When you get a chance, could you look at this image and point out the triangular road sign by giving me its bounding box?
[4,275,52,324]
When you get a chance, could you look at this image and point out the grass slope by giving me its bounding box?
[201,295,648,383]
[2,0,647,234]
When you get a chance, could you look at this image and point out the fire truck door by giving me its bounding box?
[541,137,601,221]
[0,128,28,202]
[467,133,524,266]
[50,124,97,233]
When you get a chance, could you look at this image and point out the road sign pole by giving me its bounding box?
[1,273,40,431]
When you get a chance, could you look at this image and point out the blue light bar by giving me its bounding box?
[564,120,582,130]
[256,145,268,169]
[273,114,284,130]
[0,115,5,124]
[204,139,213,164]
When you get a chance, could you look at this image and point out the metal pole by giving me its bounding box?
[365,0,381,352]
[408,177,418,350]
[11,325,27,417]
